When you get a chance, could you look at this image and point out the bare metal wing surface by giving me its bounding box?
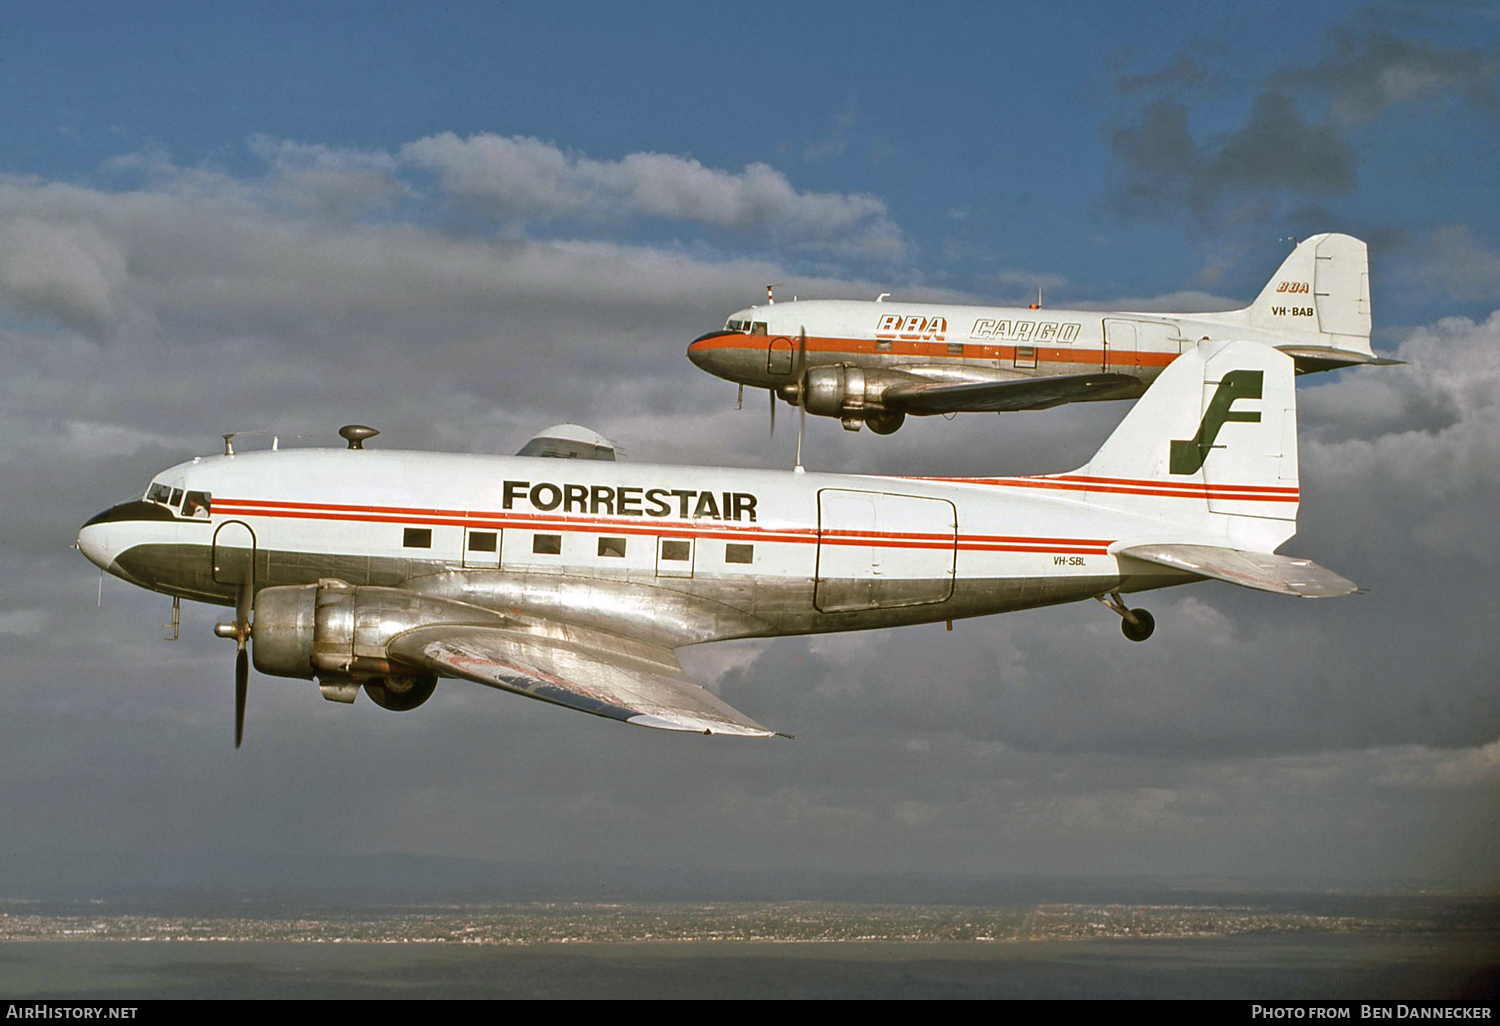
[1113,543,1357,598]
[388,623,776,737]
[883,373,1144,414]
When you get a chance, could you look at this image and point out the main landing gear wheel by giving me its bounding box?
[1120,608,1155,643]
[1097,591,1155,643]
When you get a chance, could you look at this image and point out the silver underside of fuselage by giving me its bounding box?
[107,542,1187,648]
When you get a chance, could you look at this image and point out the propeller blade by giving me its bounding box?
[795,327,808,472]
[234,574,253,748]
[769,387,776,436]
[235,646,248,749]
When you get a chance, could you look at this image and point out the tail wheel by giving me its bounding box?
[1121,609,1155,643]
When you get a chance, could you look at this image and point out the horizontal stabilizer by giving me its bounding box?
[1114,543,1357,598]
[886,372,1142,414]
[389,623,775,737]
[1278,345,1405,374]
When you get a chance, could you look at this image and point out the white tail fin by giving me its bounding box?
[1245,233,1373,357]
[1075,340,1299,552]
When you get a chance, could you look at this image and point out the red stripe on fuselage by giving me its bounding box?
[908,475,1299,502]
[210,498,1113,554]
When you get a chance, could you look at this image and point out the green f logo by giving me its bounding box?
[1169,370,1264,475]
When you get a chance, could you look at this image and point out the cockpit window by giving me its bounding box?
[181,491,211,519]
[169,488,184,507]
[725,319,755,333]
[146,482,172,504]
[750,321,767,335]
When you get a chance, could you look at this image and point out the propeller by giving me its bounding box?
[794,327,808,472]
[215,570,255,748]
[769,384,776,436]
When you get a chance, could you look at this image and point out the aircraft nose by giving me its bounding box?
[686,333,715,370]
[77,517,117,571]
[688,330,739,373]
[77,500,176,573]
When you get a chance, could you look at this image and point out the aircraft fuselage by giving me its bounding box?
[79,447,1198,650]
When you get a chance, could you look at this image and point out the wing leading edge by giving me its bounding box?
[883,373,1144,414]
[388,623,777,737]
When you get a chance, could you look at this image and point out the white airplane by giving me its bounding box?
[689,233,1396,433]
[78,341,1354,746]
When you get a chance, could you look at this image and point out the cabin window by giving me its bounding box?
[597,537,626,558]
[403,528,432,549]
[750,322,768,335]
[947,342,964,356]
[876,340,892,352]
[725,543,754,565]
[468,531,497,552]
[660,540,691,562]
[533,534,561,555]
[181,491,211,518]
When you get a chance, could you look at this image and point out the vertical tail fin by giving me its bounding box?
[1245,233,1373,357]
[1076,340,1299,552]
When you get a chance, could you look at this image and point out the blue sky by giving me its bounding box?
[1,1,1498,894]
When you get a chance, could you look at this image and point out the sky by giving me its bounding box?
[2,0,1498,895]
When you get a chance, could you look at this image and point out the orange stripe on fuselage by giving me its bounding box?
[686,332,1177,370]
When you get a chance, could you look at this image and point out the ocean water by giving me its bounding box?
[3,933,1497,1000]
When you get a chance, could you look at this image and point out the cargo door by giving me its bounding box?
[815,490,955,612]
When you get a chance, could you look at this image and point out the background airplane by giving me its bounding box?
[688,233,1396,433]
[77,340,1352,746]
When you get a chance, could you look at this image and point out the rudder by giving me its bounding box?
[1245,233,1373,357]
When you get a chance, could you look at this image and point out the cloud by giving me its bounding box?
[1273,29,1500,122]
[400,132,904,259]
[1391,224,1500,303]
[1105,93,1356,224]
[246,135,407,216]
[0,217,130,333]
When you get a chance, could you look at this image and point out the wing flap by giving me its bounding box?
[885,373,1143,414]
[388,624,775,737]
[1114,543,1357,598]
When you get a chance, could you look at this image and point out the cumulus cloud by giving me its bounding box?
[246,134,408,216]
[400,131,904,259]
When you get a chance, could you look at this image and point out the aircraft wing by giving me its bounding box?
[387,623,777,737]
[883,373,1143,414]
[1113,543,1357,598]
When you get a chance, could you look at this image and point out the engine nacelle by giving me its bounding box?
[799,366,906,433]
[802,365,868,419]
[251,580,499,696]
